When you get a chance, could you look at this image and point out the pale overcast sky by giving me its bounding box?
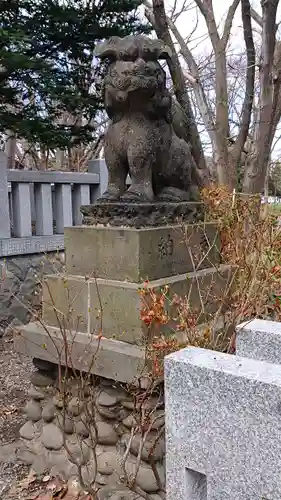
[168,0,269,53]
[173,0,243,52]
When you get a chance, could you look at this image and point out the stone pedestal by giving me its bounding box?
[13,201,232,495]
[64,222,220,281]
[15,205,231,380]
[42,265,230,345]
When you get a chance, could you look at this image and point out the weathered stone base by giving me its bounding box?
[65,223,221,282]
[41,265,232,345]
[80,201,204,228]
[17,363,165,498]
[14,324,148,385]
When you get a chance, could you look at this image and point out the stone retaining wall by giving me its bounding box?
[0,252,64,336]
[18,359,165,500]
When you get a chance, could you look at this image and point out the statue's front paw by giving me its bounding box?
[121,192,151,202]
[97,191,121,203]
[121,185,154,203]
[157,187,191,202]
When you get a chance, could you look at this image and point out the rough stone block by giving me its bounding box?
[165,346,281,500]
[43,265,231,345]
[236,318,281,364]
[43,273,89,333]
[14,322,148,385]
[64,223,220,282]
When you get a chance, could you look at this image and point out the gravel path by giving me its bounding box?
[0,333,33,498]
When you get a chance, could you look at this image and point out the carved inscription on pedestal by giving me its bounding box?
[158,234,174,259]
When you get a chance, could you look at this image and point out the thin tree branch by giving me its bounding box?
[267,42,281,149]
[250,5,278,32]
[243,0,279,193]
[195,0,240,54]
[146,0,206,171]
[163,12,216,146]
[194,0,210,22]
[231,0,255,168]
[194,0,237,186]
[250,7,262,27]
[194,0,220,47]
[182,69,197,85]
[222,0,240,49]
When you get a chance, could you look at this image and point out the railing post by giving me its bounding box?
[54,184,72,233]
[88,159,108,202]
[12,183,32,237]
[72,184,90,225]
[34,183,53,236]
[0,152,11,238]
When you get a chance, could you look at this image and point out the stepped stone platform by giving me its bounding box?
[15,323,147,386]
[13,202,232,495]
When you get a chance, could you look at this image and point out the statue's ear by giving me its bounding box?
[94,38,120,61]
[140,38,172,60]
[154,40,172,60]
[95,36,172,61]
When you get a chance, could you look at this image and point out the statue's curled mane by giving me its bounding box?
[98,36,173,123]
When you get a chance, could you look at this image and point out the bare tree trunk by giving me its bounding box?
[68,147,73,171]
[265,41,281,155]
[5,133,16,169]
[149,0,206,172]
[19,140,37,169]
[230,0,255,186]
[213,44,231,186]
[160,12,217,153]
[55,150,65,170]
[243,0,279,193]
[147,0,280,192]
[194,0,240,188]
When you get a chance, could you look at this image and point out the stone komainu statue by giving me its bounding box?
[95,35,201,202]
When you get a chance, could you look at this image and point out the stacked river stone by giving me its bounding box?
[18,359,165,499]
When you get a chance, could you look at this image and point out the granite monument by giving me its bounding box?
[165,320,281,500]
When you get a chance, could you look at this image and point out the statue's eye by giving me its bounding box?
[110,68,117,78]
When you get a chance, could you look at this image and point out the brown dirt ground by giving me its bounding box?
[0,332,37,499]
[0,334,88,500]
